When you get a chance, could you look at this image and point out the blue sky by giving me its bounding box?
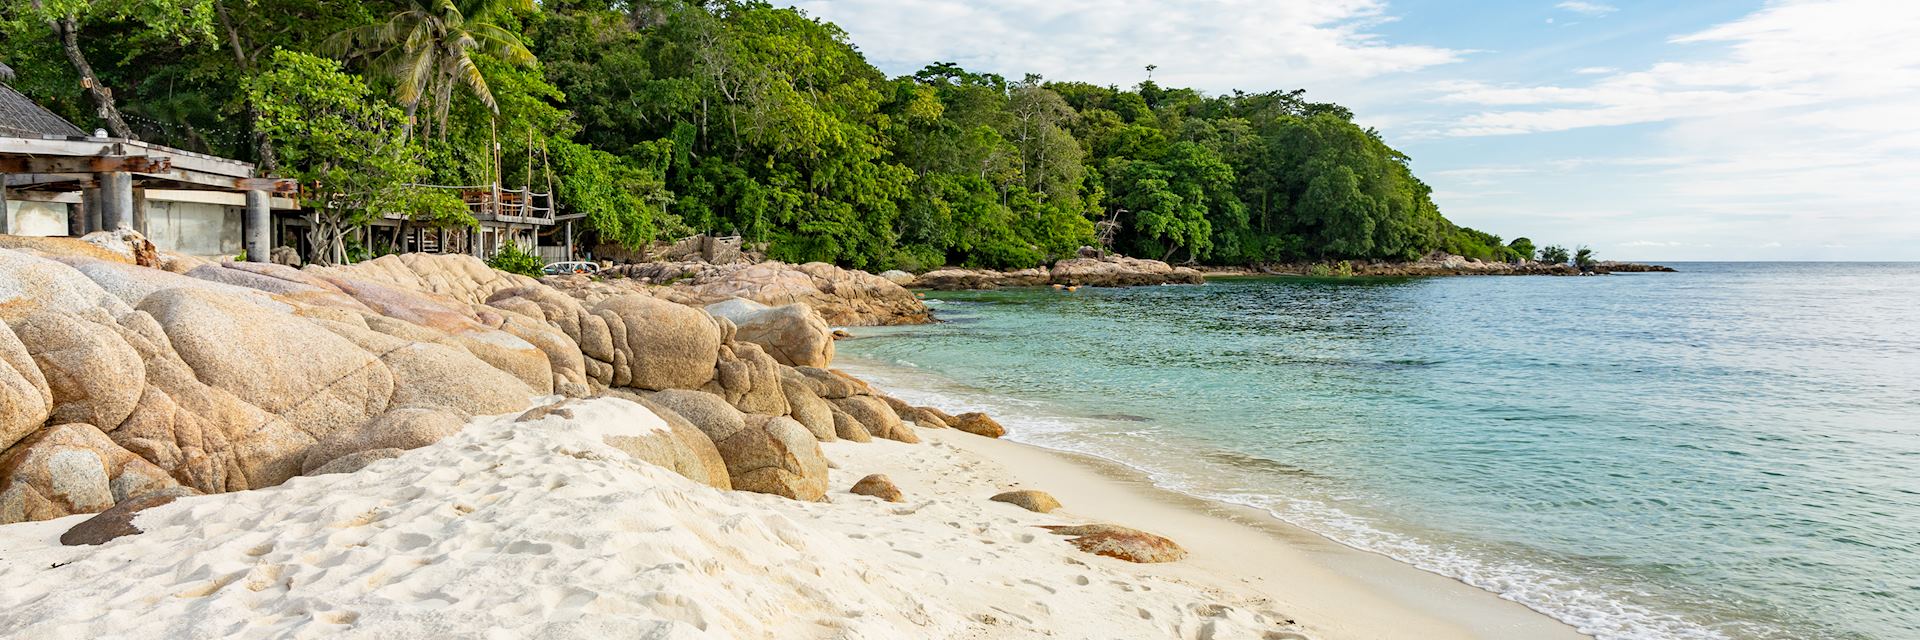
[779,0,1920,260]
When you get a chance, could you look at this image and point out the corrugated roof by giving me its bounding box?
[0,82,86,139]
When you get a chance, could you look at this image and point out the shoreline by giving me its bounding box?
[834,352,1592,639]
[913,428,1592,640]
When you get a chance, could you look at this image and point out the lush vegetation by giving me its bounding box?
[0,0,1568,269]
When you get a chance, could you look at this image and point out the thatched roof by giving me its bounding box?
[0,81,86,139]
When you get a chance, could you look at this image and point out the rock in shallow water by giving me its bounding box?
[950,412,1007,438]
[1044,524,1187,563]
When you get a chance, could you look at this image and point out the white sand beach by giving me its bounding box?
[0,396,1584,639]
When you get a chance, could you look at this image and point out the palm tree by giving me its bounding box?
[326,0,536,141]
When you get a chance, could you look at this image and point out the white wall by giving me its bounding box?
[144,200,242,256]
[4,201,71,236]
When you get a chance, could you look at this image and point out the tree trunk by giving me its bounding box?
[215,0,277,173]
[51,15,135,139]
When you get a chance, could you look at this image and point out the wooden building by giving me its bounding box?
[1,81,296,261]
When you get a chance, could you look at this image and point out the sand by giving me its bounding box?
[0,396,1586,639]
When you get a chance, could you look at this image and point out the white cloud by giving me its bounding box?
[779,0,1461,92]
[1436,1,1920,136]
[1572,66,1616,74]
[1555,1,1618,17]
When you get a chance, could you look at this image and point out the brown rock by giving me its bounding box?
[830,406,872,443]
[950,412,1007,438]
[850,474,903,502]
[1043,524,1187,563]
[704,298,836,368]
[307,448,404,476]
[707,343,789,416]
[991,490,1062,513]
[300,406,469,474]
[0,322,52,452]
[0,423,181,524]
[0,248,132,322]
[780,374,836,442]
[10,311,146,432]
[831,395,918,443]
[59,486,197,546]
[138,287,393,444]
[592,294,721,390]
[712,414,829,500]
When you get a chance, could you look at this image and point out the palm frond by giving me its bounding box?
[452,47,497,114]
[468,23,536,67]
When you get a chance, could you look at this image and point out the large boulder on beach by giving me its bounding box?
[950,412,1007,438]
[0,249,131,321]
[791,366,868,399]
[315,320,533,417]
[9,311,146,430]
[300,405,469,474]
[306,253,538,305]
[850,473,903,502]
[877,270,915,286]
[715,414,829,500]
[0,323,53,453]
[59,486,197,545]
[707,342,790,416]
[704,298,835,368]
[781,375,836,441]
[106,311,314,493]
[829,405,873,442]
[592,294,721,390]
[138,288,394,443]
[0,423,180,524]
[831,395,918,443]
[648,390,825,498]
[1044,524,1188,563]
[992,490,1062,513]
[537,396,731,490]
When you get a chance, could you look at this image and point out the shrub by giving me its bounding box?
[488,243,544,276]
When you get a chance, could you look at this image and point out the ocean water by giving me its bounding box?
[833,263,1920,640]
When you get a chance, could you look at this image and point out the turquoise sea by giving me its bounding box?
[834,263,1920,640]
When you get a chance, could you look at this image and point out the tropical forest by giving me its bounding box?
[0,0,1547,269]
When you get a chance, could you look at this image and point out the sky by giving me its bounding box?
[777,0,1920,261]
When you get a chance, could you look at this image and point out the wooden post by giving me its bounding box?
[0,180,9,234]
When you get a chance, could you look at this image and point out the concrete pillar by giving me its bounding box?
[97,172,133,231]
[82,186,102,234]
[564,220,574,260]
[0,182,10,235]
[244,190,270,262]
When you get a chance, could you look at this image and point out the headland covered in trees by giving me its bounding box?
[1,0,1593,272]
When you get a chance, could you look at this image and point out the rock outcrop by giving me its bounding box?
[0,239,1014,525]
[638,390,825,499]
[704,298,835,368]
[850,474,904,502]
[912,254,1203,290]
[591,260,931,326]
[950,412,1008,438]
[0,423,180,523]
[991,490,1062,513]
[1044,524,1187,563]
[58,486,197,546]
